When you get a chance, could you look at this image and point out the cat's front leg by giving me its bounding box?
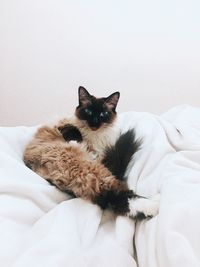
[128,194,160,219]
[57,124,83,143]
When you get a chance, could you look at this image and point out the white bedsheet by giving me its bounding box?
[0,105,200,267]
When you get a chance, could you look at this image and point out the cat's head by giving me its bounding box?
[75,86,120,131]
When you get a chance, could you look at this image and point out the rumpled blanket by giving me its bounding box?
[0,105,199,267]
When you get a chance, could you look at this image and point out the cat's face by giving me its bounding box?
[75,86,120,131]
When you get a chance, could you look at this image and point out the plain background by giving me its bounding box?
[0,0,200,126]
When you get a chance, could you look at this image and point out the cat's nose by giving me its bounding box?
[93,117,98,124]
[92,117,99,126]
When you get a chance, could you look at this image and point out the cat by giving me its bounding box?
[72,86,121,159]
[23,86,159,218]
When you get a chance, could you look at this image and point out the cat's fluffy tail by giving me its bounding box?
[102,129,141,181]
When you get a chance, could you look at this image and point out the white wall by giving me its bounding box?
[0,0,200,126]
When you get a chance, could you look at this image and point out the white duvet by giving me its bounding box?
[0,105,200,267]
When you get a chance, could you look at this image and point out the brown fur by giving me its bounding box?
[23,120,129,207]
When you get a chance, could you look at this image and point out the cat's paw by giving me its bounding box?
[68,140,79,146]
[58,124,83,143]
[128,193,160,219]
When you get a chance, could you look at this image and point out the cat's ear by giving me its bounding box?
[78,86,91,106]
[105,92,120,110]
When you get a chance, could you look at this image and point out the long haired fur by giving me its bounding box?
[23,87,159,218]
[102,129,142,181]
[23,122,133,215]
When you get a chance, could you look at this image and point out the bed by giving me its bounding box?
[0,105,200,267]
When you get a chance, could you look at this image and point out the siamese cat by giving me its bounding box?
[23,87,159,218]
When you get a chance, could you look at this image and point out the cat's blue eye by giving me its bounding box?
[100,111,109,117]
[84,108,92,116]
